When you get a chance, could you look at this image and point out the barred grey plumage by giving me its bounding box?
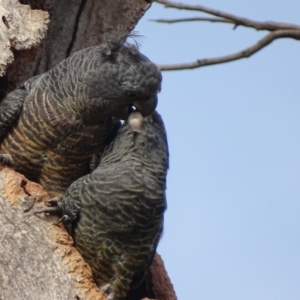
[47,110,169,300]
[0,33,162,196]
[0,75,39,142]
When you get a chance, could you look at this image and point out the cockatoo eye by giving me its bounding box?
[128,105,136,113]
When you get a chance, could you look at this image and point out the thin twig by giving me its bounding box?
[151,17,235,25]
[155,0,300,31]
[157,30,300,71]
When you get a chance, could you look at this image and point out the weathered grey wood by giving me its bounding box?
[0,0,49,76]
[0,167,106,300]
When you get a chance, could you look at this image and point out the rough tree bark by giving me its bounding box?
[0,0,49,77]
[0,1,177,299]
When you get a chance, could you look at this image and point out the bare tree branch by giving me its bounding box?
[158,30,300,71]
[154,0,300,71]
[151,17,235,25]
[155,0,300,31]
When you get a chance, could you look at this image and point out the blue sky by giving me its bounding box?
[136,1,300,299]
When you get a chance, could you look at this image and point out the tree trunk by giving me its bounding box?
[0,1,177,299]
